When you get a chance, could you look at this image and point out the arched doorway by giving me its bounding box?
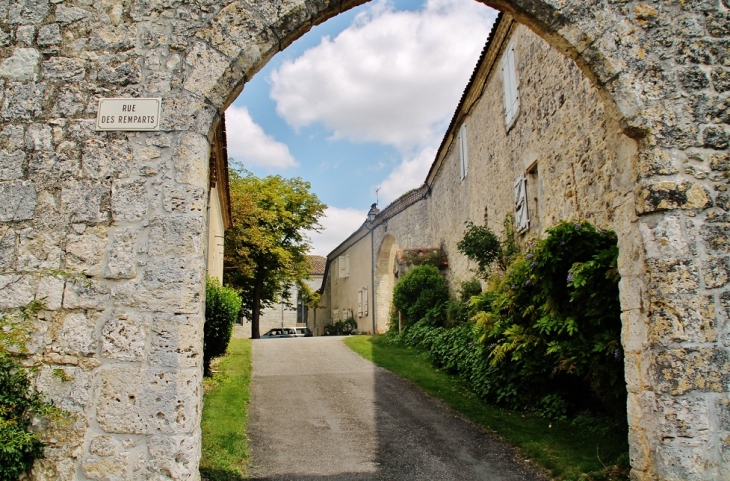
[3,1,724,479]
[374,234,400,333]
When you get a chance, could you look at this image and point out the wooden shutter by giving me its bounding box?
[502,43,519,127]
[345,254,350,278]
[459,123,468,180]
[363,287,368,316]
[338,255,346,278]
[357,290,363,317]
[514,174,529,233]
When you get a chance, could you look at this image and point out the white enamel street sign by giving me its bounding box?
[96,98,162,131]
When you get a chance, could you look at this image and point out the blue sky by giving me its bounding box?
[226,0,497,255]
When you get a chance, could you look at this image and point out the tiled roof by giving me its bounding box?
[307,255,326,275]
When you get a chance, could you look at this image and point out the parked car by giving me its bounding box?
[260,327,313,338]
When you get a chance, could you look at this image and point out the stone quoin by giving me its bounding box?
[0,0,728,480]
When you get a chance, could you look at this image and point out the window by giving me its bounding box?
[459,123,468,180]
[357,289,363,317]
[338,254,350,278]
[514,173,529,233]
[526,162,541,232]
[363,287,368,316]
[502,42,519,128]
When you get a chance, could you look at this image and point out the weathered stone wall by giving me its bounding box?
[0,0,728,479]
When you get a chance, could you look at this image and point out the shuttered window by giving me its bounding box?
[338,255,350,278]
[357,289,363,317]
[459,123,468,180]
[514,174,529,233]
[502,42,519,128]
[363,287,368,316]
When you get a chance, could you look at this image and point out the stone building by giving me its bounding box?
[0,0,727,479]
[239,254,325,337]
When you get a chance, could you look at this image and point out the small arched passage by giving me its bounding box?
[374,234,400,334]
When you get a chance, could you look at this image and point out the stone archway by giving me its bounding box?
[1,1,726,479]
[374,233,399,334]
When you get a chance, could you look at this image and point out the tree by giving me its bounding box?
[223,169,326,338]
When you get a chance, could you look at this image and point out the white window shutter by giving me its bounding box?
[514,174,529,233]
[459,123,468,180]
[502,43,519,126]
[363,288,368,316]
[358,290,363,317]
[345,254,350,278]
[338,255,346,278]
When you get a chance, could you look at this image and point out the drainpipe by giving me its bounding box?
[371,227,376,335]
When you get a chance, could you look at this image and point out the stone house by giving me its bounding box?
[240,254,325,336]
[207,116,233,282]
[318,12,637,334]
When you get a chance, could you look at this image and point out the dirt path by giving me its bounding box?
[247,336,543,480]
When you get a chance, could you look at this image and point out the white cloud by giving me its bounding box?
[307,206,369,256]
[224,105,297,169]
[377,146,436,203]
[270,0,496,151]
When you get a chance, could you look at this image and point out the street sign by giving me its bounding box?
[96,98,162,131]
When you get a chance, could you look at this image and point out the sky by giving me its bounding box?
[226,0,498,256]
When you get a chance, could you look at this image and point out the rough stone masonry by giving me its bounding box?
[0,0,728,480]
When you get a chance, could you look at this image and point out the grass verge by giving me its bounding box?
[200,338,252,481]
[344,335,629,481]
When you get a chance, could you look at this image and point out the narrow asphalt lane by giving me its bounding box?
[247,336,544,480]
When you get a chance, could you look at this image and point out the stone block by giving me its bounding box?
[89,436,118,457]
[0,81,45,120]
[96,367,200,435]
[81,457,128,481]
[55,4,89,24]
[98,59,141,86]
[25,123,53,151]
[65,229,108,276]
[0,180,36,221]
[37,23,60,46]
[637,180,713,213]
[147,434,200,479]
[63,279,110,311]
[36,274,64,310]
[653,347,730,395]
[41,57,86,82]
[639,213,689,259]
[0,149,25,180]
[81,138,132,181]
[703,256,730,288]
[0,273,35,309]
[149,315,202,368]
[621,309,647,353]
[111,179,147,222]
[46,311,97,357]
[104,226,139,279]
[647,258,700,296]
[147,214,204,257]
[162,183,205,213]
[649,295,716,345]
[704,125,729,150]
[655,445,719,481]
[36,365,91,414]
[701,223,730,254]
[173,132,209,188]
[61,182,109,224]
[112,256,204,314]
[0,124,25,151]
[101,310,149,362]
[0,47,40,81]
[8,0,51,24]
[657,395,711,447]
[17,228,63,271]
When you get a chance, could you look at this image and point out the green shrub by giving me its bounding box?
[0,301,63,481]
[392,265,449,326]
[205,278,243,376]
[324,317,357,335]
[392,221,624,419]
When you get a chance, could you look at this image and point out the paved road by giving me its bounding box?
[247,336,544,480]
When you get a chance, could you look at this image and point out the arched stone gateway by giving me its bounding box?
[0,0,727,479]
[374,233,399,334]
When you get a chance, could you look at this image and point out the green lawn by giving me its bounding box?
[344,335,629,481]
[200,338,252,481]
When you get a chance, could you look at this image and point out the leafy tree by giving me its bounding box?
[223,169,326,339]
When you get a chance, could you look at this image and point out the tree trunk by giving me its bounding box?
[251,264,265,339]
